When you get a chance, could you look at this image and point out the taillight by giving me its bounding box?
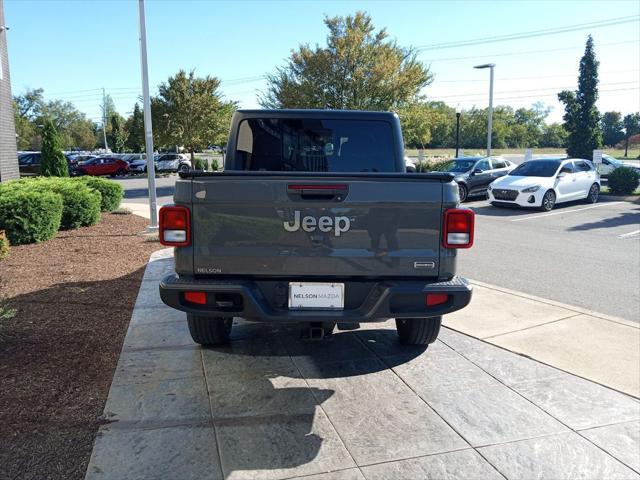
[159,205,191,246]
[443,209,474,248]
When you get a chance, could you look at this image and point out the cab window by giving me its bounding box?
[475,160,490,171]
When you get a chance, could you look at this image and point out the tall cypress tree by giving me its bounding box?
[558,35,602,159]
[40,120,69,177]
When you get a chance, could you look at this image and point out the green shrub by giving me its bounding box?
[73,177,123,211]
[0,190,63,244]
[5,178,101,229]
[607,167,640,195]
[210,159,219,171]
[0,230,9,260]
[195,157,207,170]
[40,120,69,177]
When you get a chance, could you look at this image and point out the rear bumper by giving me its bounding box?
[159,275,473,322]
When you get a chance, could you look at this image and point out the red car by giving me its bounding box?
[75,157,129,177]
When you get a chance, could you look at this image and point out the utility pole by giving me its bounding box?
[138,0,158,229]
[455,105,461,158]
[102,88,108,152]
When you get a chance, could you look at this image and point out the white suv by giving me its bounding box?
[156,153,191,173]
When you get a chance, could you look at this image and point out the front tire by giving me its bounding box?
[585,183,599,204]
[395,316,441,345]
[540,190,556,211]
[458,183,468,203]
[187,314,233,345]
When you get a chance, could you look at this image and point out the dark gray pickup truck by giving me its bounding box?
[159,109,473,346]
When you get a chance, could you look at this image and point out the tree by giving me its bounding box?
[623,113,640,157]
[151,70,236,160]
[540,123,568,148]
[558,35,602,159]
[109,114,127,153]
[260,12,432,110]
[601,111,624,147]
[125,103,145,152]
[397,103,432,148]
[40,120,68,177]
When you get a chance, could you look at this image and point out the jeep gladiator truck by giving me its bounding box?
[159,110,474,346]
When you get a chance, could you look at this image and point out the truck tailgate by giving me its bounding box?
[189,174,445,278]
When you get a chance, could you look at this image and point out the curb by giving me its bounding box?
[469,279,638,329]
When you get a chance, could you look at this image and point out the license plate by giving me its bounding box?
[288,282,345,310]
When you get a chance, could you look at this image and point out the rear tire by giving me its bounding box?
[585,183,599,204]
[395,316,441,345]
[187,314,233,346]
[540,190,556,211]
[116,168,126,176]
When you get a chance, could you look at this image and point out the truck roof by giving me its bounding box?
[234,109,399,121]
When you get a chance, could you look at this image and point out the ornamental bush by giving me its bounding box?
[73,177,124,211]
[607,167,640,195]
[7,178,101,229]
[194,157,207,171]
[0,190,63,245]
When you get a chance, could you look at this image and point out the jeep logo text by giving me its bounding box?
[284,211,350,237]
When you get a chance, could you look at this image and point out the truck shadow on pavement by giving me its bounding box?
[201,321,427,477]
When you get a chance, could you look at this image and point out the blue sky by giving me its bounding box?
[4,0,639,124]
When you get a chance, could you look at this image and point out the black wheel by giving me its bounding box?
[179,164,190,173]
[186,314,233,346]
[144,166,147,173]
[585,183,599,204]
[458,183,468,203]
[540,190,556,212]
[395,316,441,345]
[116,168,126,177]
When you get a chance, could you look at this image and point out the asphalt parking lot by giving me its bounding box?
[118,175,639,322]
[462,196,640,322]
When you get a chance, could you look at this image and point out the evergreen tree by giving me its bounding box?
[125,103,145,152]
[109,114,127,153]
[40,120,69,177]
[558,35,602,159]
[623,113,640,157]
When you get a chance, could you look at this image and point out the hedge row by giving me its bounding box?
[0,177,123,245]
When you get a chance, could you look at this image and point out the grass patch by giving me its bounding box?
[405,147,640,160]
[0,304,17,321]
[112,207,132,215]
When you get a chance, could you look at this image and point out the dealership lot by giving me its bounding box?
[461,197,640,321]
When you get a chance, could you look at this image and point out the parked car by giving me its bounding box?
[405,156,416,172]
[488,158,600,211]
[434,156,515,202]
[75,156,129,177]
[597,154,640,177]
[156,153,191,173]
[18,152,42,176]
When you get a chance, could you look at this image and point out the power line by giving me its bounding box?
[422,39,638,63]
[434,68,640,84]
[415,15,640,51]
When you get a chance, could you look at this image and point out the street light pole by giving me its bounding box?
[474,63,495,158]
[137,0,158,229]
[455,106,461,158]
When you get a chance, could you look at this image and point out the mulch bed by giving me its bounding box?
[0,213,162,480]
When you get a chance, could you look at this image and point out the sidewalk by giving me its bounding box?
[85,250,639,479]
[445,280,639,396]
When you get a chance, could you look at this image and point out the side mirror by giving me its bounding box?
[557,172,566,179]
[472,169,483,175]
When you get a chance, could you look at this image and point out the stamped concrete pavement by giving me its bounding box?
[85,250,640,479]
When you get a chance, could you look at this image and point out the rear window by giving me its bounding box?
[235,118,396,172]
